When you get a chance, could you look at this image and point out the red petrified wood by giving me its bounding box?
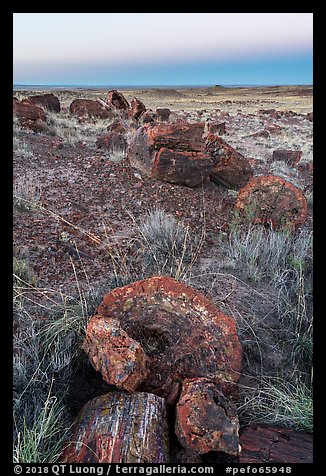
[13,100,47,131]
[239,424,313,463]
[61,392,169,463]
[175,378,240,456]
[84,276,242,402]
[107,90,130,113]
[28,93,61,112]
[128,122,213,187]
[129,97,146,121]
[70,99,113,119]
[96,132,128,151]
[206,133,253,189]
[82,316,149,392]
[235,175,308,230]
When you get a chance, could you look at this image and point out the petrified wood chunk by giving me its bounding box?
[175,378,240,456]
[28,93,61,112]
[128,122,213,186]
[82,316,149,392]
[235,175,308,230]
[206,133,253,189]
[70,99,113,119]
[151,148,213,187]
[239,424,313,463]
[84,276,242,402]
[129,97,146,121]
[107,90,130,112]
[61,392,169,463]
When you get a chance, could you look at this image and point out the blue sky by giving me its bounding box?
[13,13,313,86]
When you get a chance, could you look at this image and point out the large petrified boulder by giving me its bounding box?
[175,378,240,456]
[206,133,253,189]
[107,90,130,113]
[70,99,113,119]
[239,424,313,463]
[235,175,308,230]
[129,97,146,121]
[13,100,47,131]
[272,149,302,166]
[61,392,169,463]
[128,122,213,187]
[28,93,61,112]
[84,276,242,402]
[82,316,149,392]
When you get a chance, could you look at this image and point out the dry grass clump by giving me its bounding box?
[136,207,200,281]
[46,111,109,147]
[238,375,313,432]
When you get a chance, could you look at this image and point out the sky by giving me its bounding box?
[13,13,313,86]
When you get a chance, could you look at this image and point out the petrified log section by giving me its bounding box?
[107,89,130,113]
[128,122,213,187]
[61,392,169,463]
[70,99,113,119]
[175,378,240,456]
[82,316,149,392]
[129,97,146,121]
[13,100,47,131]
[84,276,242,402]
[239,424,313,463]
[206,133,253,189]
[28,93,61,112]
[235,175,308,230]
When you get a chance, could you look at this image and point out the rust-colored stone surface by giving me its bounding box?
[128,122,212,186]
[70,99,113,119]
[239,424,313,463]
[61,391,169,463]
[93,276,242,401]
[82,316,149,392]
[13,100,47,131]
[28,93,61,112]
[151,147,213,187]
[156,108,171,121]
[235,175,308,230]
[175,378,240,456]
[107,90,130,112]
[272,149,303,166]
[129,97,146,121]
[96,132,128,151]
[206,133,253,189]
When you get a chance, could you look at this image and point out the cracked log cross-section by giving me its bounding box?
[83,276,242,404]
[235,175,308,230]
[61,392,169,463]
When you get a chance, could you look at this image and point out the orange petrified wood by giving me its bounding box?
[175,378,240,456]
[235,175,308,230]
[83,276,242,403]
